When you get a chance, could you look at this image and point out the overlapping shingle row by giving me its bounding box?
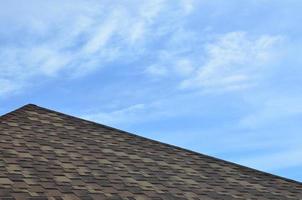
[0,104,301,199]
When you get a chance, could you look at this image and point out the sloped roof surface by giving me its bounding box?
[0,104,301,200]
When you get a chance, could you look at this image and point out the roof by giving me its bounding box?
[0,104,301,200]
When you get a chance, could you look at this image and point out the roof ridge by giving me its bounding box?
[3,104,302,186]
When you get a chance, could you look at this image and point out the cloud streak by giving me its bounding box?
[0,0,195,96]
[180,32,284,92]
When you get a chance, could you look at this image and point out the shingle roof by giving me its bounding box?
[0,104,301,200]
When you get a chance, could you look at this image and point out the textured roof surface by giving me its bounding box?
[0,104,301,200]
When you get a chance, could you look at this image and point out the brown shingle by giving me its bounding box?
[0,104,301,199]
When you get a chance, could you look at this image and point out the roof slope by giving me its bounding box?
[0,104,301,200]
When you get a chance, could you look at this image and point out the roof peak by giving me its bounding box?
[1,104,42,121]
[22,103,38,108]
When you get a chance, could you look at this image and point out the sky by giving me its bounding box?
[0,0,302,182]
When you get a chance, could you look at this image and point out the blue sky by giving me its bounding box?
[1,0,302,181]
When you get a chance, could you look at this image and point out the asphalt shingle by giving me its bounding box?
[0,104,301,199]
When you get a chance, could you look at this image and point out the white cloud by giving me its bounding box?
[0,1,285,99]
[180,32,283,92]
[82,11,119,55]
[145,31,284,92]
[0,0,195,96]
[28,47,73,76]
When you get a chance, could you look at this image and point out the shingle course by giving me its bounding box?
[0,104,301,199]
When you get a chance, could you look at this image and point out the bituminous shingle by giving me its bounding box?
[0,104,301,199]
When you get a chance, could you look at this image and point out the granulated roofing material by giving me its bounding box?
[0,104,301,199]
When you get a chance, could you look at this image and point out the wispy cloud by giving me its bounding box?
[0,0,195,96]
[145,31,284,93]
[180,32,284,92]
